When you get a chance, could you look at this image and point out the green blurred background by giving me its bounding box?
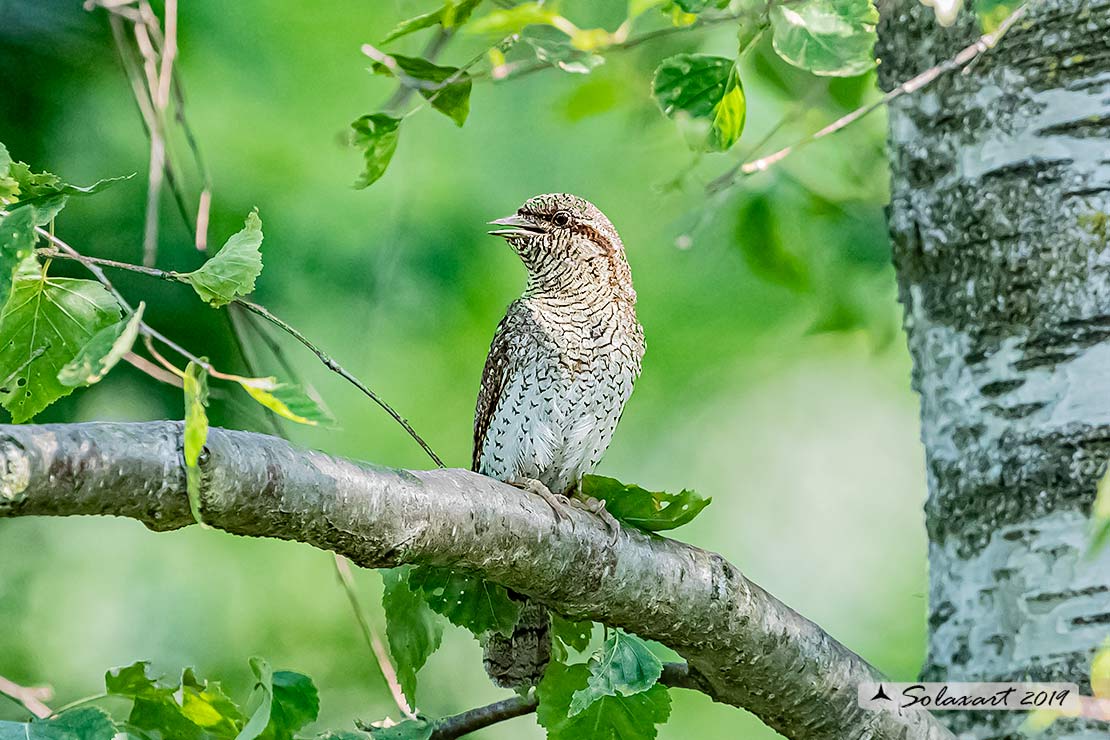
[0,1,924,737]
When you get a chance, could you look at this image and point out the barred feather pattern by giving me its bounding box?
[474,194,644,688]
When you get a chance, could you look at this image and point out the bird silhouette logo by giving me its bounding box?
[871,684,892,702]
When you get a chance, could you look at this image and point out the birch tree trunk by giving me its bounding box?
[878,1,1110,737]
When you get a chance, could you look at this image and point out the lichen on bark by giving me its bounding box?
[879,0,1110,736]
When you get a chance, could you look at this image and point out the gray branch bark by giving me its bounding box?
[879,0,1110,737]
[0,421,951,740]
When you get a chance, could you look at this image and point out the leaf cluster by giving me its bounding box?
[0,658,344,740]
[349,0,886,186]
[0,143,330,432]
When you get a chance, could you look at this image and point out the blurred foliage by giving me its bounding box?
[0,0,936,738]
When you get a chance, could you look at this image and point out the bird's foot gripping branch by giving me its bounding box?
[0,421,956,740]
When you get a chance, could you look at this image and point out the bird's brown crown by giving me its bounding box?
[488,193,635,303]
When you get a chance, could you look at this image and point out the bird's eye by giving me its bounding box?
[552,211,571,228]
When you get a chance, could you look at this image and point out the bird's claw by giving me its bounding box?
[512,477,570,523]
[570,495,621,545]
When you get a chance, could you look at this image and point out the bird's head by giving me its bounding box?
[488,193,635,302]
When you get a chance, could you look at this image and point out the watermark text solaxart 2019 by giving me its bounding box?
[858,683,1081,712]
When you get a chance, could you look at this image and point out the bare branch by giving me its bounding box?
[0,421,955,740]
[427,692,537,740]
[0,675,53,720]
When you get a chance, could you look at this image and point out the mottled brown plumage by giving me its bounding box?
[474,193,645,688]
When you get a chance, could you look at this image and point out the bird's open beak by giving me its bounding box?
[488,214,544,238]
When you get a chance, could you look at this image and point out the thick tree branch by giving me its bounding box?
[0,422,952,740]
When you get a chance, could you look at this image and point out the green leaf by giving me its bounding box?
[628,0,664,18]
[1089,466,1110,555]
[652,54,744,151]
[582,475,711,532]
[569,632,662,716]
[351,115,402,189]
[106,662,211,740]
[0,708,117,740]
[238,658,275,740]
[365,719,433,740]
[0,148,132,225]
[260,671,320,740]
[673,0,711,11]
[316,733,371,740]
[408,566,520,636]
[8,174,133,212]
[536,662,671,740]
[239,658,319,740]
[973,0,1021,31]
[466,2,561,35]
[735,193,809,290]
[521,29,606,75]
[381,0,484,42]
[181,210,263,307]
[235,376,334,426]
[371,55,471,126]
[710,65,745,151]
[181,668,246,738]
[183,361,209,527]
[105,660,161,696]
[382,567,445,706]
[769,0,878,77]
[0,260,121,422]
[0,142,16,201]
[1,161,63,221]
[551,614,593,653]
[58,302,145,387]
[0,206,36,307]
[737,19,767,55]
[381,7,442,41]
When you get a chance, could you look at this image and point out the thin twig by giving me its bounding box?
[37,247,446,468]
[429,694,537,739]
[235,299,446,468]
[333,556,417,720]
[103,10,194,240]
[131,9,166,265]
[226,304,287,437]
[383,28,454,113]
[422,662,697,739]
[707,3,1029,193]
[195,187,211,251]
[0,675,53,719]
[155,0,177,110]
[124,351,184,387]
[475,12,741,83]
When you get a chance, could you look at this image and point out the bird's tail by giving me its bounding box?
[483,597,551,689]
